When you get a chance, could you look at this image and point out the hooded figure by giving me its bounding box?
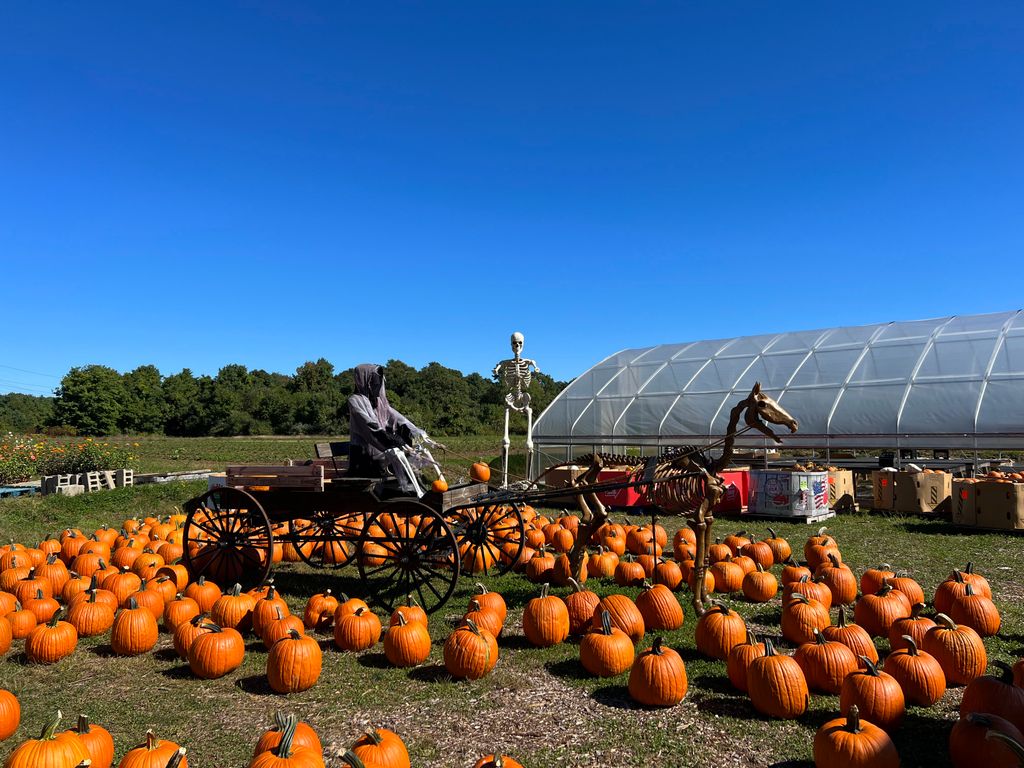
[349,363,424,479]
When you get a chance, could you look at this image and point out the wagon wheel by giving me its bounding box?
[356,499,460,614]
[448,502,525,577]
[182,486,273,589]
[289,511,362,570]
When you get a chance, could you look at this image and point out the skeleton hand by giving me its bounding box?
[420,434,448,452]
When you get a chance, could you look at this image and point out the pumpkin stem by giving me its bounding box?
[762,637,777,657]
[40,710,63,740]
[965,583,975,597]
[47,609,63,627]
[650,636,666,655]
[468,599,482,613]
[143,730,159,751]
[813,629,828,646]
[76,715,91,734]
[539,583,550,600]
[965,561,975,574]
[395,612,408,627]
[363,729,383,745]
[338,750,367,768]
[405,593,419,607]
[567,577,583,593]
[230,583,242,597]
[744,629,758,646]
[985,731,1024,763]
[463,618,481,636]
[165,749,186,768]
[287,628,302,640]
[275,714,298,758]
[767,527,778,539]
[901,635,919,655]
[845,705,861,734]
[199,621,224,633]
[859,655,881,676]
[910,602,925,619]
[600,610,613,636]
[127,597,139,611]
[935,613,957,630]
[876,582,894,597]
[354,606,367,617]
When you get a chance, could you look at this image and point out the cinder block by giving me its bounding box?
[114,469,134,488]
[55,484,85,497]
[84,472,103,493]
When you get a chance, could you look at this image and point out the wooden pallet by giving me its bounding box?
[739,509,836,524]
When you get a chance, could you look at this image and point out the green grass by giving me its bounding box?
[0,483,1021,767]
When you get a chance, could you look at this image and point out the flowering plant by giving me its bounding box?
[0,434,136,485]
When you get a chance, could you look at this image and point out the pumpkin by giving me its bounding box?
[431,479,448,493]
[860,564,896,597]
[472,583,507,625]
[781,558,812,586]
[804,530,841,570]
[0,689,19,741]
[211,584,256,634]
[741,563,778,603]
[523,584,570,647]
[740,540,774,571]
[723,531,751,555]
[795,629,859,695]
[251,584,289,639]
[163,594,201,633]
[267,629,322,693]
[254,714,322,757]
[695,601,746,660]
[888,572,925,607]
[25,589,60,624]
[726,631,766,693]
[854,583,911,639]
[781,592,830,646]
[747,638,809,719]
[883,635,946,706]
[840,656,905,733]
[815,554,857,606]
[67,591,116,638]
[708,539,732,564]
[888,603,936,652]
[762,527,791,564]
[0,618,10,657]
[36,554,70,596]
[950,713,1024,768]
[612,556,645,588]
[635,582,683,632]
[587,547,618,579]
[960,664,1024,732]
[66,715,114,768]
[784,575,833,610]
[8,602,37,640]
[6,712,90,768]
[126,581,164,622]
[813,706,899,768]
[628,637,687,707]
[470,463,491,483]
[823,606,878,667]
[652,558,683,591]
[561,580,598,636]
[950,583,1001,637]
[25,611,78,664]
[383,612,431,666]
[302,590,340,631]
[111,597,159,656]
[550,553,583,585]
[188,621,245,679]
[248,714,322,768]
[525,548,555,583]
[349,728,409,768]
[444,619,498,680]
[472,757,523,768]
[183,576,221,614]
[334,607,382,652]
[709,558,744,594]
[590,594,644,644]
[923,613,987,686]
[580,610,634,677]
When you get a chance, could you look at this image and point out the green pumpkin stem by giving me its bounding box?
[463,618,481,636]
[76,714,91,734]
[40,710,63,740]
[935,613,957,630]
[229,583,242,597]
[985,731,1024,763]
[275,714,298,758]
[286,628,302,640]
[363,729,383,745]
[763,637,778,657]
[650,636,666,655]
[538,583,549,600]
[165,749,186,768]
[339,750,367,768]
[859,655,881,676]
[600,610,613,636]
[901,635,920,656]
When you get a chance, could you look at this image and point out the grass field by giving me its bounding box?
[0,480,1020,768]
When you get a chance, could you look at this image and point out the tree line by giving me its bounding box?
[0,361,568,437]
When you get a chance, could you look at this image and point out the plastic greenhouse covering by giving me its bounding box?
[533,310,1024,466]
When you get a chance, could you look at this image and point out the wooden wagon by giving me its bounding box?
[180,442,528,613]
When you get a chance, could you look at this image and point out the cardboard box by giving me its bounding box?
[872,470,896,511]
[951,480,977,527]
[893,472,952,516]
[541,465,586,504]
[828,469,856,511]
[748,470,830,516]
[975,481,1024,530]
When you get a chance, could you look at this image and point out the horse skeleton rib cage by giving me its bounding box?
[562,383,798,615]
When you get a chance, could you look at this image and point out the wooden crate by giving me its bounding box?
[226,464,325,491]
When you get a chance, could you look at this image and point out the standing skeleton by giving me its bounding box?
[557,383,798,615]
[492,332,541,488]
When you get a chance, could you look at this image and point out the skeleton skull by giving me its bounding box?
[511,332,524,357]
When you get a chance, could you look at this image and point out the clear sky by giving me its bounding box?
[2,3,1022,396]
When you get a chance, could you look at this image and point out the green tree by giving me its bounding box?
[0,394,55,432]
[53,366,126,435]
[120,365,167,433]
[163,369,210,436]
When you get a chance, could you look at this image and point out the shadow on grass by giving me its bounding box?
[498,635,536,651]
[160,664,194,680]
[153,647,179,662]
[590,684,641,710]
[694,693,759,719]
[545,658,591,681]
[768,760,814,768]
[236,674,276,695]
[88,644,117,658]
[691,673,736,696]
[408,663,451,683]
[356,652,391,669]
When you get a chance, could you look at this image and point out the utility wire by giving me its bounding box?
[0,364,60,379]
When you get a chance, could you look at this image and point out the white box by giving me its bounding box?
[748,470,830,516]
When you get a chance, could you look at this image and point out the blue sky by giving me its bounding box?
[2,3,1022,395]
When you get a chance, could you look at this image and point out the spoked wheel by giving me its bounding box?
[289,511,362,570]
[182,486,273,589]
[448,502,525,577]
[357,500,460,614]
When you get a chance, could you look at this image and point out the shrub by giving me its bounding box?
[0,434,136,484]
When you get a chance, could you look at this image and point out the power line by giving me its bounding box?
[0,364,60,379]
[0,378,55,394]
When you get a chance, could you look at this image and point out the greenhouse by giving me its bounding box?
[532,309,1024,470]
